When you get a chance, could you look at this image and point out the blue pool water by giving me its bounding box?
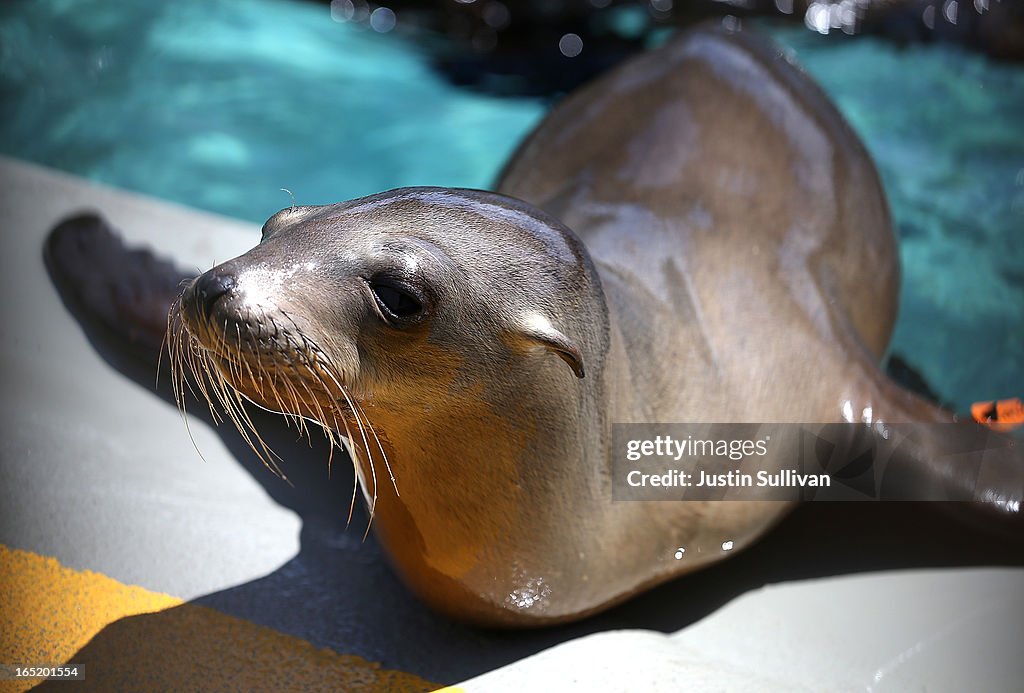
[1,0,1022,411]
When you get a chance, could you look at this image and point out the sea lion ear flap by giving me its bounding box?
[517,312,586,379]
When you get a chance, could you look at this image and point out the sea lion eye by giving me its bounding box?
[370,279,423,320]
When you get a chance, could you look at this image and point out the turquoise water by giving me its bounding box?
[1,0,1022,410]
[0,0,542,220]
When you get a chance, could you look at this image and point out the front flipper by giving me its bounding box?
[857,369,1023,528]
[44,213,196,364]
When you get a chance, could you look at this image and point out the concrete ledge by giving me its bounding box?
[464,569,1024,691]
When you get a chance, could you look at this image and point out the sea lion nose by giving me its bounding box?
[191,268,237,318]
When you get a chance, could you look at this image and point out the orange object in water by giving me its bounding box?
[971,397,1024,432]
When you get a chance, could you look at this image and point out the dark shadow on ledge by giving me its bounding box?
[39,239,1024,689]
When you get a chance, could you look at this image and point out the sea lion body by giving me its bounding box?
[499,28,903,424]
[45,27,1022,627]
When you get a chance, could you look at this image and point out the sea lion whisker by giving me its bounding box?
[206,353,236,413]
[290,356,362,520]
[324,398,360,528]
[188,345,223,425]
[280,371,312,442]
[276,372,314,449]
[156,314,170,389]
[165,265,303,482]
[170,323,188,409]
[222,318,246,391]
[166,317,212,465]
[159,295,186,389]
[220,369,288,479]
[308,359,381,532]
[282,360,309,436]
[292,371,328,443]
[172,323,186,404]
[272,323,384,520]
[341,385,379,529]
[350,398,396,497]
[193,344,252,447]
[183,333,220,420]
[167,313,182,406]
[272,371,297,432]
[265,363,293,424]
[242,349,269,406]
[234,319,254,388]
[312,361,382,474]
[325,390,370,530]
[218,369,288,475]
[295,375,341,466]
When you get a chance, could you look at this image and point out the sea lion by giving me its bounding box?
[45,25,1022,627]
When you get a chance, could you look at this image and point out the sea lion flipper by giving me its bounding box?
[864,373,1023,525]
[886,421,1022,523]
[44,213,195,361]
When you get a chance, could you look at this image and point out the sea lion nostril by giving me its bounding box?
[192,269,237,318]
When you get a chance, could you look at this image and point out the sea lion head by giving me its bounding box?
[172,187,609,476]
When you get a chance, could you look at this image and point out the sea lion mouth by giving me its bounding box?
[168,279,396,519]
[176,290,346,413]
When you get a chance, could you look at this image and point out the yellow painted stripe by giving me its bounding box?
[0,545,455,692]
